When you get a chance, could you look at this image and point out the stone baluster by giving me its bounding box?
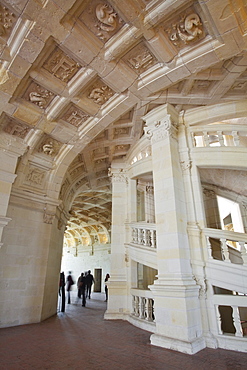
[138,228,142,244]
[239,241,247,265]
[215,305,223,335]
[206,236,213,259]
[232,306,243,337]
[143,228,148,246]
[217,131,225,146]
[203,131,210,146]
[220,238,231,262]
[146,298,154,322]
[140,297,146,319]
[232,131,240,146]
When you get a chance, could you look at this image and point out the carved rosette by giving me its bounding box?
[144,116,178,144]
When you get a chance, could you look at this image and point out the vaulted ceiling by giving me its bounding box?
[0,0,246,240]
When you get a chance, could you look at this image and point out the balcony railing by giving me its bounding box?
[131,288,155,323]
[203,228,247,265]
[213,294,247,338]
[129,222,156,249]
[189,125,247,148]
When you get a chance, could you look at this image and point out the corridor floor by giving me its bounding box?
[0,292,247,370]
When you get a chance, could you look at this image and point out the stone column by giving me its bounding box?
[104,163,129,320]
[143,104,205,354]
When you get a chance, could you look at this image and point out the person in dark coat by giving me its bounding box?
[104,273,110,302]
[85,270,95,299]
[59,272,65,312]
[79,272,86,307]
[66,271,74,304]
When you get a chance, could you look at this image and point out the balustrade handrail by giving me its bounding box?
[130,288,154,299]
[203,228,247,243]
[129,221,156,230]
[189,124,247,135]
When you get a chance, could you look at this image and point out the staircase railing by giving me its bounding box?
[130,288,155,323]
[129,222,156,249]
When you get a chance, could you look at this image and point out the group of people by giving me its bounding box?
[59,270,110,310]
[77,270,95,307]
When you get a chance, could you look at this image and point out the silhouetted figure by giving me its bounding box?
[77,275,82,298]
[66,271,74,304]
[59,272,65,312]
[104,273,110,302]
[85,270,95,299]
[79,272,86,307]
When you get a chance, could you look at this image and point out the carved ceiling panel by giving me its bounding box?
[60,104,91,127]
[122,42,159,74]
[22,81,56,110]
[0,113,31,139]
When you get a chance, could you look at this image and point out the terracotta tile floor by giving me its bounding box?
[0,292,247,369]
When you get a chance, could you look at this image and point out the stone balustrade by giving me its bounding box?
[190,125,247,148]
[129,222,156,248]
[203,228,247,265]
[131,288,155,323]
[213,294,247,338]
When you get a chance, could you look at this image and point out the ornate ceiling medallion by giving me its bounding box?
[79,0,123,42]
[43,48,81,83]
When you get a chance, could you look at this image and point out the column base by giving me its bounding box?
[150,333,206,355]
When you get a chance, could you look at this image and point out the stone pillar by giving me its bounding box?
[104,163,129,320]
[143,104,205,354]
[0,134,27,248]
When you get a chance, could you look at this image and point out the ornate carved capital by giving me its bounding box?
[43,212,55,224]
[180,160,192,172]
[144,115,178,144]
[108,168,128,185]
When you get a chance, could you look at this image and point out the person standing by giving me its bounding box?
[59,272,65,312]
[104,273,110,302]
[66,271,74,304]
[85,270,95,299]
[79,272,86,307]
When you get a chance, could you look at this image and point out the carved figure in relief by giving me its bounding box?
[42,141,54,155]
[29,91,48,108]
[96,4,117,32]
[88,85,113,105]
[169,13,203,46]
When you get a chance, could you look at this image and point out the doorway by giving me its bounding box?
[94,268,102,292]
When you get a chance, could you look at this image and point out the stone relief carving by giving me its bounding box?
[145,117,178,143]
[0,5,16,39]
[88,85,114,105]
[26,83,55,109]
[26,167,45,186]
[124,43,158,74]
[180,160,192,172]
[108,168,128,184]
[3,117,31,139]
[43,212,55,224]
[43,49,80,83]
[62,105,90,127]
[167,13,204,47]
[203,188,215,198]
[38,137,61,157]
[96,4,117,32]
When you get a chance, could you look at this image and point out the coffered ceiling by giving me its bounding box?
[0,0,246,239]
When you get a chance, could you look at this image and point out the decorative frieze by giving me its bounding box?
[166,13,204,48]
[43,48,81,83]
